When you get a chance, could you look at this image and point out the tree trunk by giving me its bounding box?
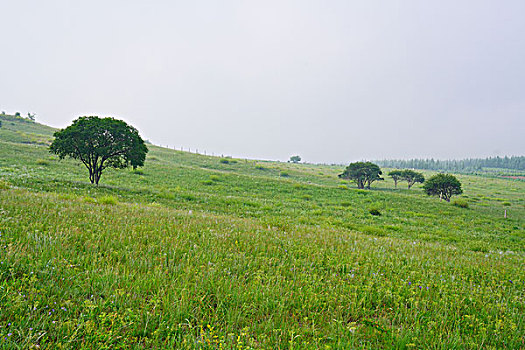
[88,168,95,184]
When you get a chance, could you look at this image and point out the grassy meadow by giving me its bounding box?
[0,115,524,349]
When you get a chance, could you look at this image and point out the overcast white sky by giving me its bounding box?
[1,0,524,163]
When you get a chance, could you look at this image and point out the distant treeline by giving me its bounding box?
[376,156,525,172]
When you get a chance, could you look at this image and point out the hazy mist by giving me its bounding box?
[1,0,524,163]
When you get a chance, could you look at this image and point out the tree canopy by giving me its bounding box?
[401,170,425,189]
[289,155,301,163]
[388,169,425,189]
[388,170,404,188]
[339,162,383,189]
[50,116,148,185]
[423,174,462,202]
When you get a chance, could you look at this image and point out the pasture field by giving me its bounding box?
[0,115,524,349]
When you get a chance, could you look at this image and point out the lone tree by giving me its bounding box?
[289,155,301,163]
[339,162,383,189]
[388,170,403,188]
[423,174,462,202]
[50,116,148,185]
[401,169,425,189]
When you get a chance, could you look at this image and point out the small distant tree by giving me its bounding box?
[388,170,403,188]
[50,116,148,185]
[423,174,462,202]
[289,155,301,163]
[27,112,36,121]
[14,112,21,117]
[401,169,425,189]
[339,162,383,189]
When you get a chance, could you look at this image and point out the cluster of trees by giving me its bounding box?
[49,117,463,203]
[376,156,525,172]
[340,162,462,202]
[388,169,425,189]
[0,111,36,121]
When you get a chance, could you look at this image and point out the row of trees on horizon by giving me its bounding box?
[375,156,525,172]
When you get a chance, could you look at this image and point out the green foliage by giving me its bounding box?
[220,157,237,164]
[301,194,312,201]
[452,199,469,208]
[255,164,266,170]
[369,208,381,216]
[279,171,290,177]
[401,169,425,189]
[36,158,50,166]
[423,174,463,202]
[289,155,301,163]
[83,196,97,203]
[0,179,10,190]
[339,162,383,189]
[388,170,403,188]
[98,195,118,205]
[50,116,148,185]
[389,170,424,189]
[209,174,220,182]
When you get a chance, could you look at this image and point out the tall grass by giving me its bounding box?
[0,115,523,348]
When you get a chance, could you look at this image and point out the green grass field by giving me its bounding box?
[0,115,524,349]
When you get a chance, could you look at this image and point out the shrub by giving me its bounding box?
[452,199,469,208]
[369,208,381,216]
[255,165,266,170]
[301,194,312,201]
[468,241,489,253]
[132,169,144,175]
[201,179,215,186]
[83,196,97,203]
[361,225,386,236]
[0,179,10,190]
[280,171,290,177]
[98,195,118,205]
[503,202,511,206]
[36,159,50,166]
[338,185,348,190]
[340,201,352,207]
[220,159,230,164]
[181,194,196,201]
[209,175,220,182]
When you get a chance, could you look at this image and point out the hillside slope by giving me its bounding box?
[0,116,523,348]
